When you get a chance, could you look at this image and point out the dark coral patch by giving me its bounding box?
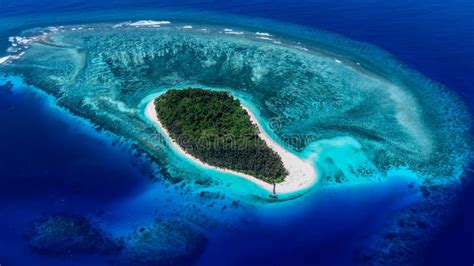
[26,214,122,256]
[118,219,207,266]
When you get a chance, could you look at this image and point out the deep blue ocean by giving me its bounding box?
[0,1,473,265]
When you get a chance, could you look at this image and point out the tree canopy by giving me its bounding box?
[155,88,287,183]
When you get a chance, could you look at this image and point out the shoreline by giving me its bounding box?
[144,96,317,195]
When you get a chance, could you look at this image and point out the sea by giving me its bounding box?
[0,1,473,265]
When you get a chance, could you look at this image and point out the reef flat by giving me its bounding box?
[1,20,471,188]
[0,19,471,191]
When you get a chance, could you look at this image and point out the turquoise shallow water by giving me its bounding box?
[4,19,469,182]
[0,7,472,266]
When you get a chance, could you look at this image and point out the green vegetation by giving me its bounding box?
[155,88,288,183]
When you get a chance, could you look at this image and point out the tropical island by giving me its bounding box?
[145,88,317,194]
[155,88,287,183]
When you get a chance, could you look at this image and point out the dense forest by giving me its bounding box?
[155,88,288,183]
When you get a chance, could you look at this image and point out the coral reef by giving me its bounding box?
[118,220,207,266]
[26,214,122,256]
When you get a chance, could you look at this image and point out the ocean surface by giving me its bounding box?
[0,1,473,265]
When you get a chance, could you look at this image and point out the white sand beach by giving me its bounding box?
[145,98,317,195]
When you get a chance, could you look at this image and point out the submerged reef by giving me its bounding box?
[26,215,208,266]
[118,220,207,266]
[26,214,121,256]
[355,183,461,265]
